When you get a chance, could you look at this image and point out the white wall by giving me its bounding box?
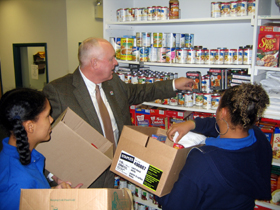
[0,0,103,94]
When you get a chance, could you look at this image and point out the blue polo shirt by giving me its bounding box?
[0,137,50,210]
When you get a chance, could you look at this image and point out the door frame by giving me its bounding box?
[13,43,48,88]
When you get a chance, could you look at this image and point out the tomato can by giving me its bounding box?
[157,47,166,63]
[184,91,193,107]
[211,92,221,109]
[203,92,212,109]
[120,38,133,60]
[230,1,238,17]
[187,48,196,64]
[211,2,221,18]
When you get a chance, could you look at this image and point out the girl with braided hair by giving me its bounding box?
[157,83,272,210]
[0,88,82,210]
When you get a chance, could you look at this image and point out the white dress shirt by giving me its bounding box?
[79,68,119,146]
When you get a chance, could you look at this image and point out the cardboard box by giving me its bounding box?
[110,126,201,197]
[36,108,113,188]
[20,188,133,210]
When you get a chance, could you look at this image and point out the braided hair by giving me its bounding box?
[219,83,269,129]
[0,88,47,165]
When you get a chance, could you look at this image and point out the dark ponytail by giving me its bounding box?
[0,88,47,165]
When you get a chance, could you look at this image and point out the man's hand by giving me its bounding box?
[174,77,196,91]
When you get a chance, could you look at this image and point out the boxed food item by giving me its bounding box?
[186,71,201,92]
[20,188,133,210]
[35,107,113,188]
[110,126,201,197]
[135,105,151,127]
[130,105,137,125]
[166,110,193,129]
[256,25,280,67]
[150,107,168,130]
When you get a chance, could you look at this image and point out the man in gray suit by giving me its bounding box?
[43,37,195,188]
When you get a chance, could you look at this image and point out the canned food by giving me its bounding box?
[131,73,138,84]
[119,178,127,189]
[201,75,211,93]
[136,32,143,47]
[110,37,121,60]
[211,93,221,109]
[166,47,176,63]
[153,6,161,20]
[166,33,176,48]
[178,91,185,105]
[157,47,166,63]
[247,0,255,16]
[224,49,229,64]
[161,6,169,20]
[237,1,247,16]
[139,47,149,62]
[232,49,238,64]
[120,38,133,60]
[211,2,221,18]
[114,176,120,188]
[135,186,142,197]
[147,7,153,21]
[117,71,125,81]
[195,92,204,106]
[162,98,170,105]
[127,182,135,194]
[221,2,230,17]
[195,49,205,64]
[243,47,252,64]
[134,8,142,21]
[176,48,188,63]
[184,91,193,107]
[162,32,167,47]
[117,8,126,22]
[170,94,178,105]
[236,48,243,64]
[169,0,179,19]
[205,49,216,65]
[138,74,146,84]
[153,32,163,48]
[230,1,238,17]
[132,46,140,61]
[203,93,212,109]
[215,48,224,64]
[125,72,132,84]
[125,8,133,21]
[142,32,151,47]
[185,33,194,48]
[141,7,148,21]
[146,75,154,83]
[187,48,196,64]
[148,47,158,62]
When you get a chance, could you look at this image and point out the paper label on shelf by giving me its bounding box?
[115,151,163,191]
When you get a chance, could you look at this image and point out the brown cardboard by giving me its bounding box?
[19,188,133,210]
[36,107,113,188]
[110,125,200,197]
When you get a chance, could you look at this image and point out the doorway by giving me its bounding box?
[13,43,48,90]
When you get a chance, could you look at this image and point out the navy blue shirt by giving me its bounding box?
[0,137,50,210]
[157,117,272,210]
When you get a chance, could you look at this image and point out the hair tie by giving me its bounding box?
[13,115,21,120]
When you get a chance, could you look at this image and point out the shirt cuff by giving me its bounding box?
[47,172,54,182]
[172,79,177,91]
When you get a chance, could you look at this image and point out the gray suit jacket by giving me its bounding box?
[43,67,176,188]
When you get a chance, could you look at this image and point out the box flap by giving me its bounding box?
[36,122,112,188]
[62,108,113,159]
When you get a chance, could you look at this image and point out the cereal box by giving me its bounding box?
[256,26,280,67]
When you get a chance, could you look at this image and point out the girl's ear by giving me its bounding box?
[23,120,34,134]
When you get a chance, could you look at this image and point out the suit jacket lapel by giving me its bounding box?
[72,69,103,134]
